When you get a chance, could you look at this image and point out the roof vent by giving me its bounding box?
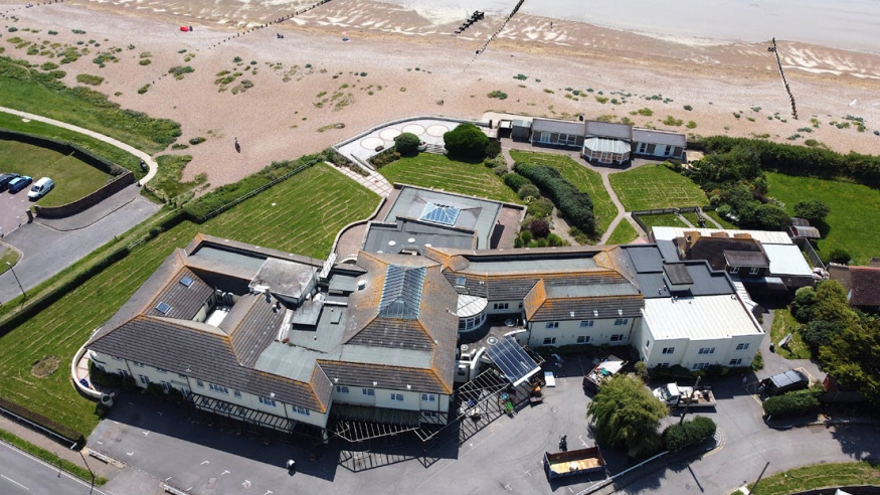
[406,384,412,390]
[388,240,397,246]
[618,309,623,316]
[156,302,172,315]
[593,310,599,317]
[570,311,575,317]
[180,276,194,288]
[357,279,367,291]
[407,238,416,243]
[373,381,378,387]
[333,377,339,383]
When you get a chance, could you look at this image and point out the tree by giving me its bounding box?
[393,132,420,154]
[754,203,791,230]
[819,316,880,407]
[587,374,668,459]
[527,218,550,238]
[827,247,852,265]
[793,199,830,224]
[791,286,816,323]
[811,280,854,324]
[518,184,540,200]
[443,123,489,159]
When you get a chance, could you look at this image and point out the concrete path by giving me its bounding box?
[700,207,725,229]
[598,172,627,244]
[325,161,393,197]
[0,106,157,185]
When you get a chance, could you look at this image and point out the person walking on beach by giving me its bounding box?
[234,136,241,153]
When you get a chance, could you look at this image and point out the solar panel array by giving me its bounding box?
[420,203,461,226]
[485,336,540,385]
[377,266,427,320]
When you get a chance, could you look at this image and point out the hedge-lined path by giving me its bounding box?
[0,107,158,186]
[325,161,393,197]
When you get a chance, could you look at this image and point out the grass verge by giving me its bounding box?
[379,153,521,203]
[637,213,690,230]
[769,306,812,360]
[747,461,880,495]
[0,164,378,435]
[0,246,21,275]
[509,150,617,238]
[705,209,737,229]
[0,429,108,485]
[767,172,880,265]
[609,164,708,211]
[605,219,639,245]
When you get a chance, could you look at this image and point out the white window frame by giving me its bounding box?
[138,374,150,385]
[543,337,556,345]
[259,396,276,407]
[698,347,716,355]
[233,390,242,398]
[610,334,624,342]
[662,347,675,354]
[736,343,750,351]
[493,302,509,310]
[576,335,590,344]
[730,266,740,274]
[580,320,594,327]
[295,406,310,416]
[614,318,629,326]
[362,388,375,396]
[391,393,404,402]
[545,322,559,329]
[692,362,709,370]
[336,386,350,394]
[421,394,436,402]
[729,358,743,366]
[749,267,760,275]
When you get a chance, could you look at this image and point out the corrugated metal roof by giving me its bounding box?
[642,295,763,340]
[584,137,631,154]
[531,118,585,135]
[632,128,687,147]
[652,227,794,245]
[761,244,813,277]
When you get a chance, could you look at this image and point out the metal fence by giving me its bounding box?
[631,206,703,240]
[797,238,826,270]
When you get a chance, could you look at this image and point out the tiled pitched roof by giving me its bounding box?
[145,268,214,320]
[318,360,450,394]
[524,279,644,321]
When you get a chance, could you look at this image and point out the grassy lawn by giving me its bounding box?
[0,58,180,154]
[379,153,521,204]
[637,213,690,231]
[606,219,640,245]
[0,429,107,485]
[509,150,618,237]
[0,164,378,435]
[767,172,880,265]
[609,164,708,211]
[769,306,813,360]
[0,246,20,275]
[747,461,880,495]
[681,211,701,227]
[705,209,738,229]
[0,139,110,206]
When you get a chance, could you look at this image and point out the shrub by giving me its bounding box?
[527,197,553,219]
[168,65,195,79]
[518,184,540,200]
[444,123,490,159]
[488,90,508,100]
[486,139,502,158]
[528,218,550,238]
[800,319,837,350]
[547,233,564,247]
[393,132,420,154]
[493,164,507,177]
[146,383,166,399]
[663,416,717,452]
[188,136,206,146]
[663,115,684,126]
[40,62,59,71]
[827,247,851,264]
[515,163,596,236]
[369,148,401,168]
[137,84,150,94]
[763,388,820,418]
[76,73,104,86]
[503,172,530,191]
[793,199,830,224]
[683,105,693,111]
[520,230,533,245]
[754,203,791,230]
[791,286,816,322]
[139,59,152,66]
[751,350,764,370]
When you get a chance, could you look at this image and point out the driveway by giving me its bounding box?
[0,185,159,303]
[0,186,32,238]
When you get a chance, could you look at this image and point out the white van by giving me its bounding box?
[28,177,54,201]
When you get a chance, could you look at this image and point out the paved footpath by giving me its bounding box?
[0,106,158,185]
[325,161,393,197]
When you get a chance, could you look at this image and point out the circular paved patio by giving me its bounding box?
[360,137,385,149]
[402,124,425,135]
[426,124,450,137]
[379,129,401,140]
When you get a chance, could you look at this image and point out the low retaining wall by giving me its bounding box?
[34,171,134,219]
[631,206,703,239]
[0,128,129,176]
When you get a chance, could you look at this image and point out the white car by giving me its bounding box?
[28,177,54,201]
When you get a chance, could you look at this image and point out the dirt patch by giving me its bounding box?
[31,356,61,378]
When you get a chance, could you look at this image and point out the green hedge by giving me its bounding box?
[184,153,322,221]
[0,396,84,445]
[514,162,596,235]
[763,388,821,418]
[701,136,880,188]
[0,429,107,485]
[662,416,717,452]
[503,172,531,191]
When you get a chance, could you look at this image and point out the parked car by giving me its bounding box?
[760,369,810,397]
[7,175,32,193]
[0,173,20,191]
[27,177,54,201]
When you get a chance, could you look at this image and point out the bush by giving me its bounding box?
[520,230,533,245]
[493,164,507,177]
[444,123,490,159]
[527,198,552,219]
[827,247,851,264]
[488,90,508,100]
[519,183,540,200]
[662,416,716,452]
[547,233,564,247]
[528,219,550,238]
[793,199,830,224]
[503,172,530,191]
[754,203,791,230]
[393,132,420,154]
[763,388,820,418]
[791,287,816,322]
[188,136,206,146]
[369,148,401,168]
[486,140,502,158]
[800,319,837,350]
[515,163,596,236]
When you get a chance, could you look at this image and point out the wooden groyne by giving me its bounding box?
[770,38,798,120]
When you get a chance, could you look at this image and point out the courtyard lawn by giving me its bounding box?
[705,209,737,229]
[609,164,708,211]
[0,112,144,179]
[0,164,378,436]
[767,172,880,265]
[769,306,812,360]
[747,461,880,495]
[637,213,690,231]
[378,154,521,204]
[605,219,640,245]
[509,150,618,238]
[0,139,111,207]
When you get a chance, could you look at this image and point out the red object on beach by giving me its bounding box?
[180,26,189,32]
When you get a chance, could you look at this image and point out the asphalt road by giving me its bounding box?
[0,441,108,495]
[0,186,31,238]
[0,187,158,303]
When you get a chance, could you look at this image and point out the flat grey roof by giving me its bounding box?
[531,118,584,135]
[632,128,687,148]
[249,258,317,300]
[624,245,733,298]
[466,256,598,274]
[363,218,475,254]
[627,245,666,273]
[585,121,633,140]
[663,263,694,285]
[189,245,267,273]
[546,283,640,298]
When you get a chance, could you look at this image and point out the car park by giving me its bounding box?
[7,175,33,193]
[27,177,54,201]
[0,173,20,191]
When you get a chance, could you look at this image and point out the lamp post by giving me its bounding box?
[6,262,25,299]
[70,443,95,495]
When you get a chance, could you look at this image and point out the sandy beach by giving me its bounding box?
[1,0,879,189]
